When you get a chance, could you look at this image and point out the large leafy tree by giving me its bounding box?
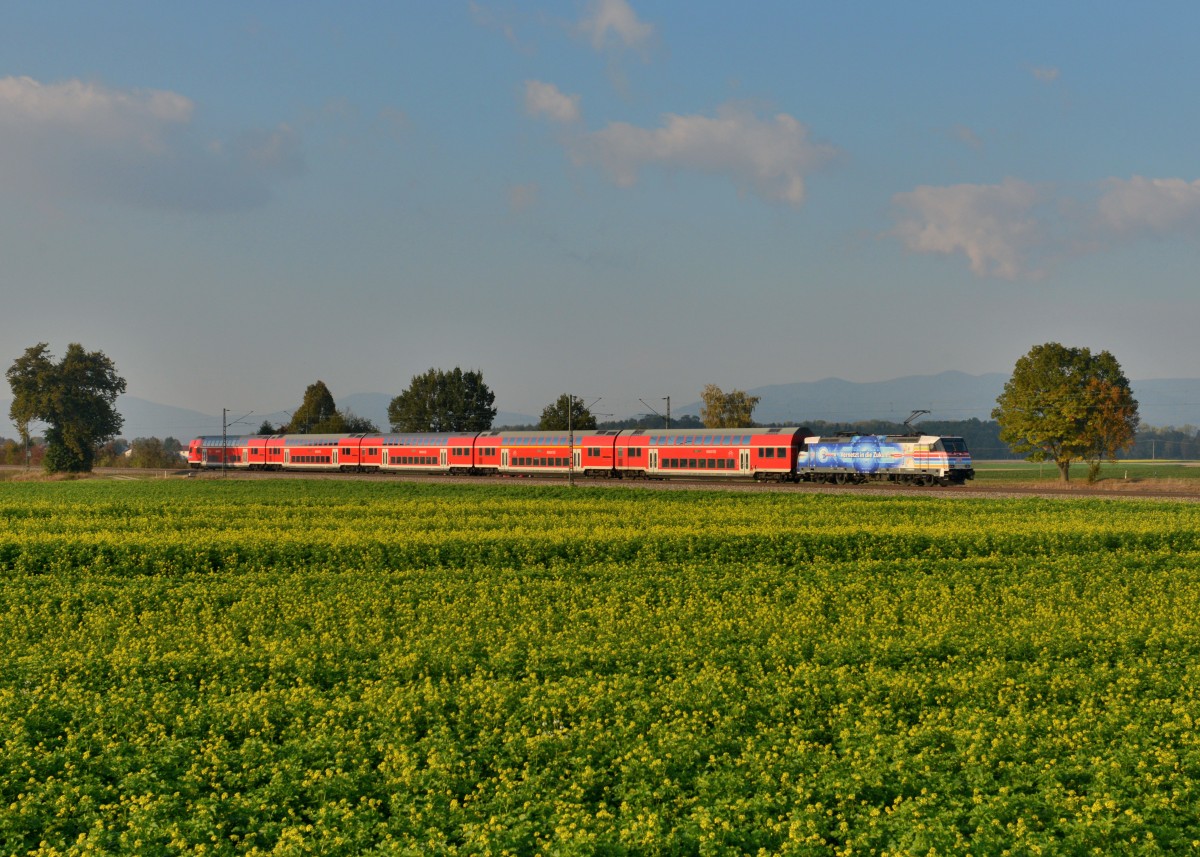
[388,367,496,432]
[6,342,127,473]
[992,343,1139,483]
[285,381,379,434]
[538,394,597,431]
[287,380,341,433]
[700,384,760,428]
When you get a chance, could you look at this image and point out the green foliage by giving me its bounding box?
[700,384,760,428]
[538,393,598,430]
[127,437,185,468]
[6,342,127,473]
[287,380,341,433]
[597,414,705,431]
[3,481,1200,852]
[285,381,378,435]
[1128,425,1200,459]
[93,438,130,467]
[0,437,43,467]
[388,367,496,432]
[339,410,378,433]
[993,343,1139,482]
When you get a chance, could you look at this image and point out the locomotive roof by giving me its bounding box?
[626,426,806,437]
[805,434,964,443]
[476,429,607,438]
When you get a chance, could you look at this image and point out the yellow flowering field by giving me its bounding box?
[2,479,1199,854]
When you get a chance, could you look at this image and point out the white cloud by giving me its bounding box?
[570,104,837,207]
[0,75,302,212]
[891,178,1041,279]
[1030,65,1060,83]
[1097,176,1200,234]
[0,75,192,146]
[524,80,581,124]
[578,0,655,53]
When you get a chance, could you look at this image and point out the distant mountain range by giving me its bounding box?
[4,371,1200,440]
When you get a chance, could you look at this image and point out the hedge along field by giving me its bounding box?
[1,481,1200,855]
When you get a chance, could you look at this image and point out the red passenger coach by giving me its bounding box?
[478,430,619,477]
[188,435,253,469]
[377,434,466,474]
[613,427,807,480]
[280,434,343,470]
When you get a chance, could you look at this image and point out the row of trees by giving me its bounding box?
[6,342,1142,480]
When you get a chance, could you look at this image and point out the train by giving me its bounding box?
[187,427,975,486]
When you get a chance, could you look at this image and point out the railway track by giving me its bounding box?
[5,464,1190,502]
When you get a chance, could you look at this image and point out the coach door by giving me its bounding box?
[440,449,447,468]
[739,448,751,475]
[649,449,658,473]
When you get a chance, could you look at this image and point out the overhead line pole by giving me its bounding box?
[222,409,254,478]
[639,396,671,429]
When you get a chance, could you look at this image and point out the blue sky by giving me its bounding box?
[4,2,1199,421]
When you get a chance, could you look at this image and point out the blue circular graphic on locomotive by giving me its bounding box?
[847,435,886,474]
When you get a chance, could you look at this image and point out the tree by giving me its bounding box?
[6,342,127,473]
[279,381,380,434]
[388,367,496,432]
[127,437,185,469]
[700,384,760,428]
[340,410,379,434]
[287,380,342,434]
[992,343,1139,483]
[1082,373,1141,483]
[539,394,597,431]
